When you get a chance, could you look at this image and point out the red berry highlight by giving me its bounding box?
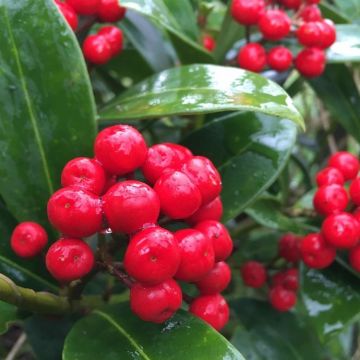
[328,151,359,181]
[98,0,126,22]
[237,43,266,73]
[231,0,265,26]
[313,184,348,216]
[259,10,291,41]
[295,47,326,78]
[83,34,112,65]
[267,46,293,72]
[98,26,124,57]
[316,167,345,187]
[55,0,78,31]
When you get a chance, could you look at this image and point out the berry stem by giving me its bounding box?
[245,26,251,44]
[183,293,194,304]
[107,264,134,288]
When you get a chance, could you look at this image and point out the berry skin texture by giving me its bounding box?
[272,268,299,291]
[241,261,267,288]
[297,21,326,48]
[322,213,360,249]
[103,180,160,234]
[154,170,202,219]
[316,167,345,187]
[47,187,102,238]
[11,222,48,258]
[203,35,216,52]
[94,125,147,176]
[83,35,112,65]
[295,47,326,78]
[269,285,296,312]
[349,245,360,272]
[46,238,94,283]
[300,5,323,22]
[66,0,100,15]
[124,227,180,285]
[267,46,293,72]
[181,156,222,205]
[174,229,215,282]
[196,261,231,295]
[231,0,265,26]
[61,157,106,195]
[258,10,291,41]
[130,279,182,323]
[350,178,360,205]
[299,233,336,269]
[189,294,229,331]
[55,0,78,30]
[313,184,348,216]
[328,151,359,181]
[195,220,233,261]
[237,43,266,73]
[279,233,301,263]
[98,26,123,57]
[98,0,126,22]
[186,196,223,226]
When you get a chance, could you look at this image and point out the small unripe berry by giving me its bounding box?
[240,261,267,288]
[316,167,345,187]
[186,196,223,225]
[66,0,100,15]
[313,184,348,216]
[195,262,231,295]
[46,238,94,282]
[267,46,293,72]
[124,227,180,285]
[98,26,124,57]
[103,180,160,234]
[55,0,78,31]
[279,233,301,263]
[259,10,291,41]
[203,35,216,52]
[295,47,326,78]
[83,35,112,65]
[231,0,265,26]
[237,43,266,73]
[299,233,336,269]
[98,0,126,22]
[130,279,182,323]
[269,285,297,312]
[189,294,229,331]
[349,245,360,272]
[328,151,359,181]
[94,125,147,176]
[11,222,48,258]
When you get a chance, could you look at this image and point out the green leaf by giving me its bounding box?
[319,4,351,24]
[327,25,360,63]
[121,0,213,64]
[182,112,297,221]
[100,64,304,128]
[309,64,360,143]
[301,264,360,342]
[0,301,18,335]
[0,0,96,227]
[63,303,245,360]
[332,0,360,24]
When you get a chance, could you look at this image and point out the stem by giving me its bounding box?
[5,333,27,360]
[183,293,194,304]
[245,26,251,44]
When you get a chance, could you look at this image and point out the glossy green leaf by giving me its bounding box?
[121,0,213,64]
[301,264,360,342]
[309,64,360,143]
[183,112,297,221]
[100,64,304,128]
[0,301,18,335]
[0,0,96,227]
[319,4,351,24]
[63,303,245,360]
[332,0,360,24]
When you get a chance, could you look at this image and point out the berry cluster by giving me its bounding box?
[10,125,234,330]
[54,0,125,65]
[231,0,336,78]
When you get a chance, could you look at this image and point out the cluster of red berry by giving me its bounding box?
[231,0,336,78]
[10,125,234,330]
[54,0,125,65]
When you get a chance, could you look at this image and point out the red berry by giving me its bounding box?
[61,157,106,195]
[306,0,320,4]
[328,151,359,181]
[189,294,229,331]
[297,21,326,47]
[11,222,48,258]
[295,47,326,78]
[55,0,78,30]
[83,35,112,65]
[103,180,160,234]
[196,262,231,295]
[46,238,94,282]
[269,285,296,312]
[154,170,202,219]
[240,261,267,288]
[203,35,216,52]
[181,156,222,205]
[322,213,360,249]
[186,196,223,225]
[174,229,215,282]
[98,26,123,57]
[349,245,360,272]
[350,178,360,205]
[259,10,291,41]
[280,0,301,9]
[124,227,180,285]
[169,143,193,163]
[313,184,348,216]
[130,279,182,323]
[195,220,233,261]
[319,20,336,49]
[94,125,147,176]
[231,0,265,26]
[353,207,360,223]
[47,187,102,238]
[98,0,126,22]
[299,233,336,269]
[279,233,301,263]
[299,5,322,22]
[66,0,100,15]
[267,46,293,72]
[316,167,345,187]
[272,268,299,291]
[237,43,266,73]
